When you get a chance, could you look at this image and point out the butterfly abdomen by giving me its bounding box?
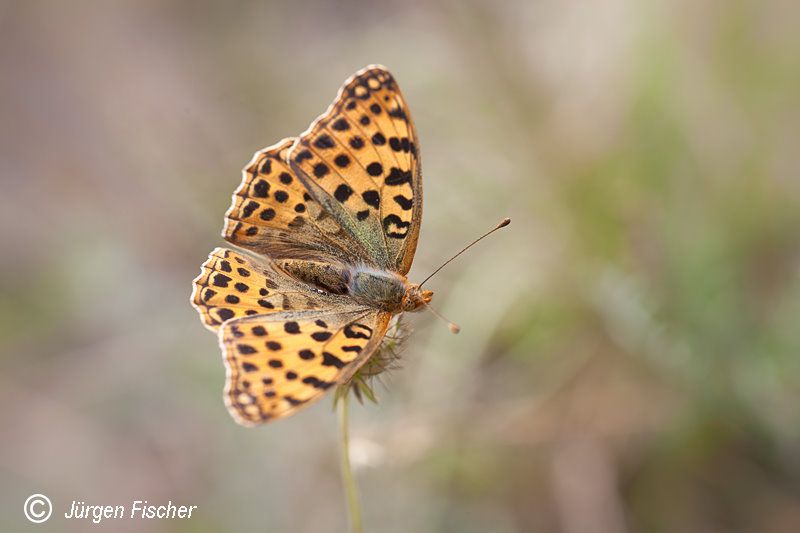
[346,266,406,312]
[276,259,406,312]
[276,259,349,295]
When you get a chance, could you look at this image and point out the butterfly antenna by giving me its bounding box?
[419,218,511,288]
[421,300,461,334]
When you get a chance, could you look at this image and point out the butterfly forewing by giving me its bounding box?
[223,137,368,266]
[220,309,392,425]
[289,65,422,274]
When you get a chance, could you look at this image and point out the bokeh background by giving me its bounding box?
[2,1,799,531]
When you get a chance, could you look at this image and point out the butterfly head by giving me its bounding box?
[401,284,433,312]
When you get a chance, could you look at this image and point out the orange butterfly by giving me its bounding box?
[191,65,507,425]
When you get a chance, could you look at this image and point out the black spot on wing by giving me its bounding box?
[334,184,353,203]
[331,118,350,131]
[253,180,270,198]
[388,107,408,121]
[344,324,373,339]
[313,163,330,178]
[213,274,231,287]
[342,345,363,353]
[314,135,335,149]
[393,195,413,210]
[237,344,257,355]
[242,201,259,218]
[322,351,345,369]
[362,190,380,209]
[383,214,411,239]
[385,167,412,186]
[302,376,333,389]
[284,395,307,406]
[334,154,350,168]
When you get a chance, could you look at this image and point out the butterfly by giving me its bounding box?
[191,65,432,426]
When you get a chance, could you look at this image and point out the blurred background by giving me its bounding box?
[2,0,799,531]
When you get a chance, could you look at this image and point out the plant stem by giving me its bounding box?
[338,391,363,533]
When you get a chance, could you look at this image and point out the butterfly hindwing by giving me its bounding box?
[219,309,392,425]
[191,247,336,332]
[289,65,422,274]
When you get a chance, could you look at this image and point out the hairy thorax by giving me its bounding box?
[276,259,430,313]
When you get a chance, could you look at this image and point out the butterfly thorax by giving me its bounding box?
[276,259,431,313]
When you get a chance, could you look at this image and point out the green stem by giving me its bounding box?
[338,392,363,533]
